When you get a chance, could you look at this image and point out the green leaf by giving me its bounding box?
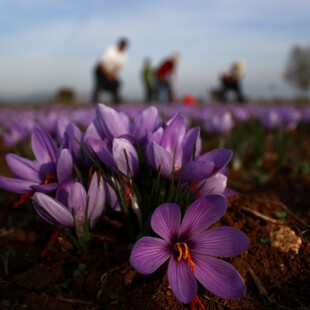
[274,211,287,219]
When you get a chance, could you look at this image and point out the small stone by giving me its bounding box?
[269,225,302,255]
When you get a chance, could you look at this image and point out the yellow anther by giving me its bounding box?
[175,242,196,271]
[176,243,183,262]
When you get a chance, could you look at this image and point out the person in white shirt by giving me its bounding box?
[91,38,129,104]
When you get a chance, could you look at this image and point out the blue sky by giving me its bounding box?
[0,0,309,102]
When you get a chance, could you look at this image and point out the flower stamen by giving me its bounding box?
[43,173,57,185]
[175,242,196,271]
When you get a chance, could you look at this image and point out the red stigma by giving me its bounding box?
[175,242,196,272]
[13,191,34,208]
[41,227,61,260]
[191,184,201,198]
[190,295,205,310]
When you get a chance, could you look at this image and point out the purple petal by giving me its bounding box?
[84,122,101,144]
[167,257,197,304]
[57,149,73,184]
[56,179,74,205]
[32,192,74,228]
[132,106,160,142]
[88,173,105,227]
[0,176,35,193]
[95,104,129,141]
[176,161,214,183]
[5,154,40,182]
[68,182,87,214]
[151,203,181,242]
[161,113,186,156]
[129,236,171,274]
[62,123,82,163]
[182,127,201,163]
[104,181,121,211]
[190,226,250,257]
[31,182,58,193]
[97,144,117,171]
[86,136,108,156]
[198,149,233,172]
[146,141,173,178]
[113,138,139,177]
[197,173,228,196]
[32,127,58,164]
[146,126,164,145]
[193,254,247,299]
[180,195,227,237]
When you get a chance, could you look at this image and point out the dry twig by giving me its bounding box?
[242,206,282,224]
[248,266,275,305]
[55,296,94,305]
[248,197,310,230]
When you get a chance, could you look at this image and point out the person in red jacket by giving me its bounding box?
[155,53,180,103]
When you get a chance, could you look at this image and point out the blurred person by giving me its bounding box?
[219,60,246,103]
[141,58,155,103]
[155,52,180,103]
[91,38,129,104]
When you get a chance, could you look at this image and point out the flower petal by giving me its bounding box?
[68,182,87,214]
[62,123,82,164]
[31,182,58,193]
[5,154,40,182]
[182,127,201,163]
[197,173,228,196]
[167,257,197,304]
[146,141,173,178]
[198,149,233,172]
[32,127,58,164]
[176,160,214,183]
[95,104,129,141]
[180,195,227,237]
[0,176,35,193]
[151,203,181,242]
[57,149,73,184]
[190,226,250,257]
[32,192,74,228]
[162,113,186,155]
[132,106,160,142]
[129,236,171,274]
[193,254,247,299]
[113,138,139,177]
[88,173,105,227]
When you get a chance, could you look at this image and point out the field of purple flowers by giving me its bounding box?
[0,102,309,309]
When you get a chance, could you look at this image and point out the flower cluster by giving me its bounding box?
[0,103,249,305]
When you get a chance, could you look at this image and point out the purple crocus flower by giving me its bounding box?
[145,113,206,180]
[0,127,72,195]
[130,195,249,304]
[94,103,161,145]
[87,136,139,178]
[190,149,235,197]
[32,172,105,236]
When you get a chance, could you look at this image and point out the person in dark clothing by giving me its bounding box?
[219,60,246,103]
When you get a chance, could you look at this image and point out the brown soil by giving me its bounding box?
[0,132,309,310]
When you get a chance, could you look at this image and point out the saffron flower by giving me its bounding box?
[32,172,105,240]
[130,195,249,304]
[0,127,73,195]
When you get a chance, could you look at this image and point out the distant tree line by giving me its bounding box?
[283,45,310,99]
